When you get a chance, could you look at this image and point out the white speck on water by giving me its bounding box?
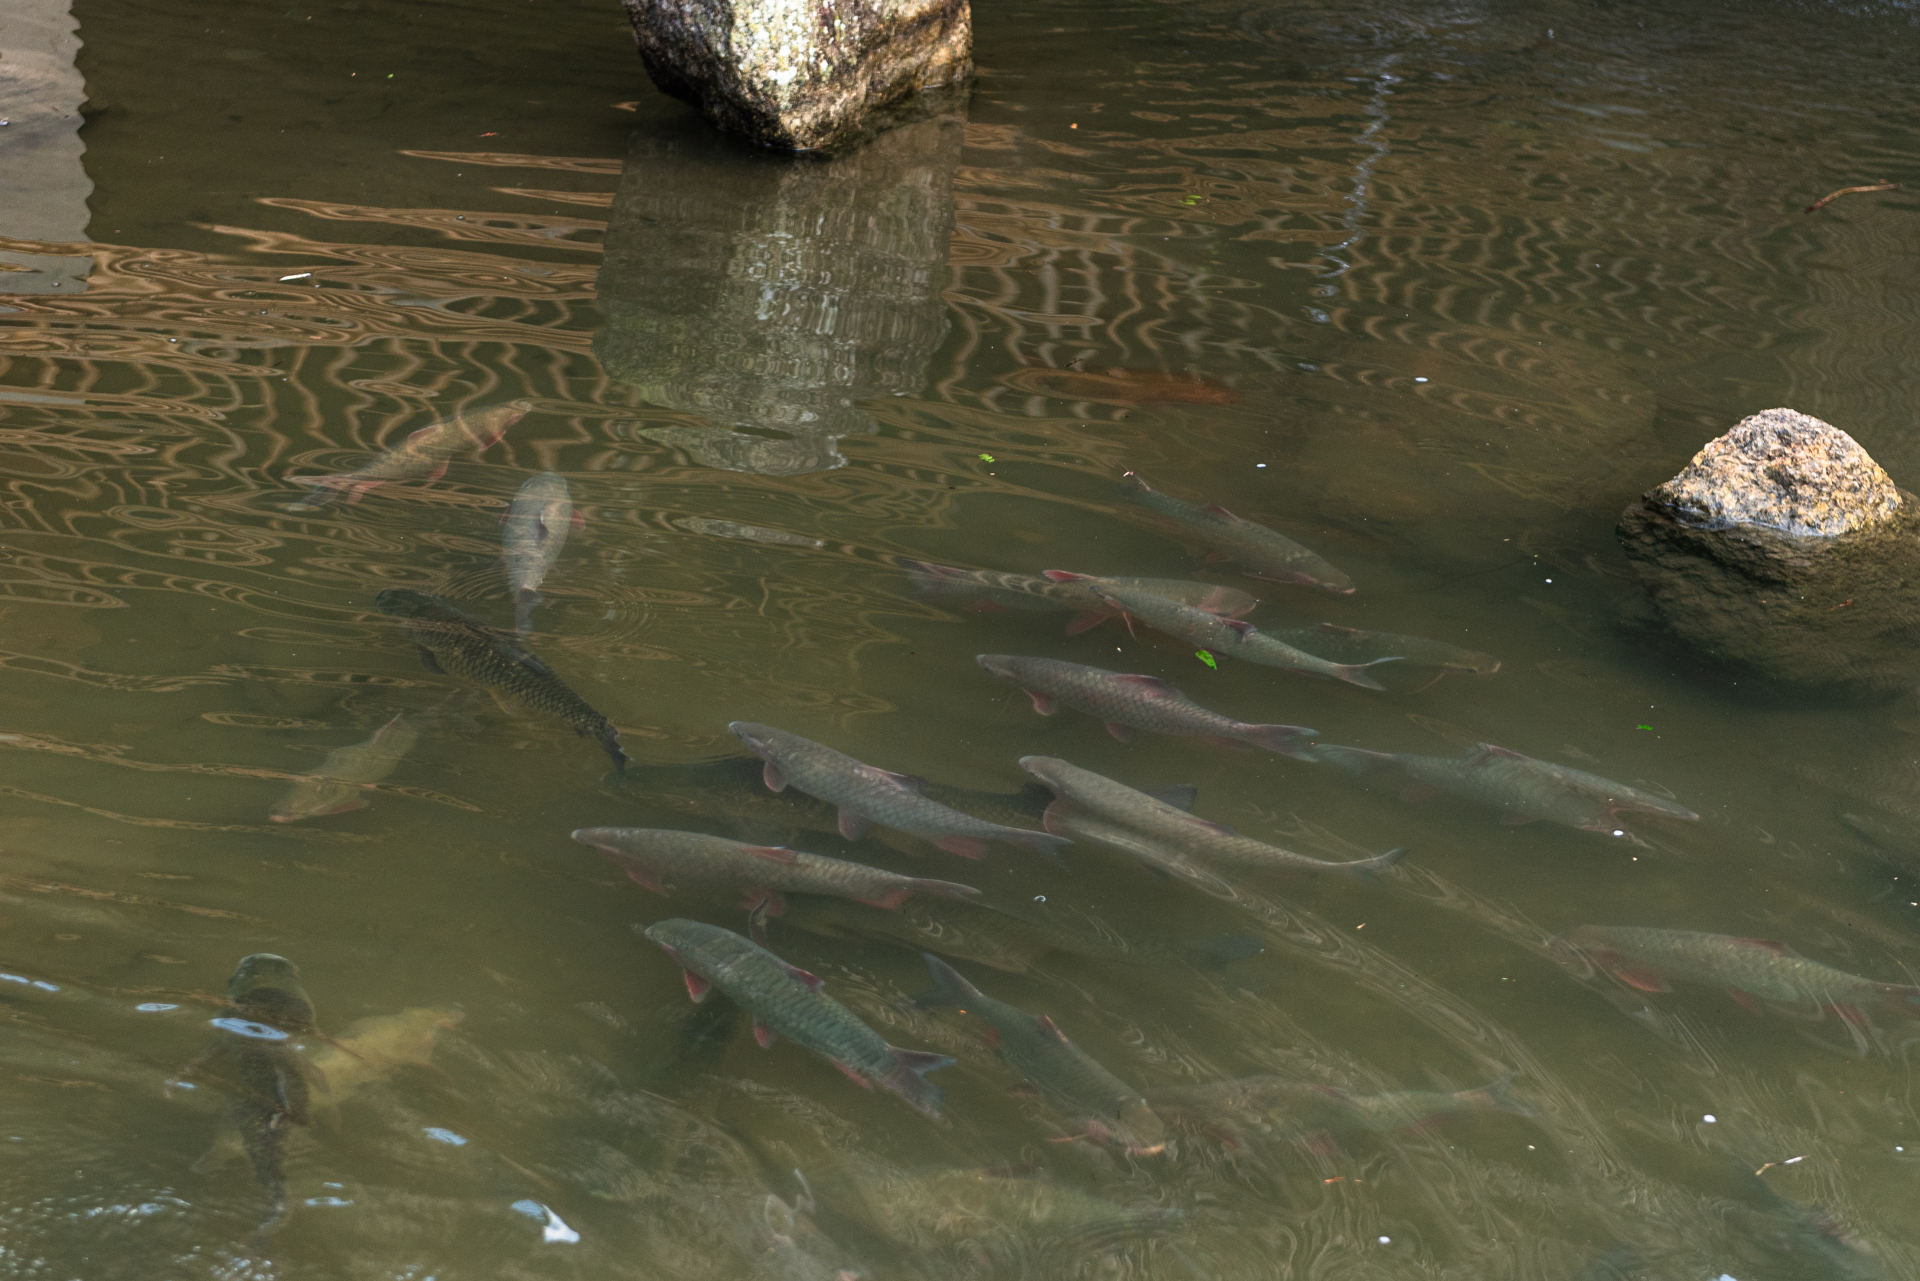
[1703,1114,1717,1123]
[305,1196,352,1207]
[279,272,311,281]
[1613,830,1624,837]
[1034,895,1046,902]
[1256,463,1266,468]
[423,1127,467,1145]
[509,1200,580,1244]
[1545,578,1552,583]
[1377,1236,1391,1244]
[1414,376,1428,382]
[136,1003,178,1012]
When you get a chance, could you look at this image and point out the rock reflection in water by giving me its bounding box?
[593,113,961,475]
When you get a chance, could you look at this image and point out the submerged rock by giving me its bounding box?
[621,0,972,152]
[1618,408,1920,700]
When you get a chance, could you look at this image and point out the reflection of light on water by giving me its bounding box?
[210,1017,289,1041]
[511,1199,580,1244]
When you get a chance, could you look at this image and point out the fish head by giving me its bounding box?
[269,784,369,823]
[975,654,1021,681]
[227,953,315,1025]
[373,587,435,618]
[1112,1099,1171,1156]
[1016,756,1068,790]
[727,722,779,760]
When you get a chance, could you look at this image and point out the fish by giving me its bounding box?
[1306,741,1699,832]
[677,517,825,548]
[304,1005,461,1102]
[1000,364,1238,408]
[1145,1074,1531,1147]
[898,558,1254,635]
[1092,585,1398,689]
[1118,471,1353,592]
[976,654,1315,754]
[780,894,1131,973]
[571,827,983,915]
[374,587,626,773]
[289,399,530,507]
[502,472,581,634]
[916,954,1168,1154]
[1040,798,1241,897]
[1262,623,1500,679]
[726,722,1067,860]
[1021,755,1408,878]
[641,918,955,1117]
[1552,925,1920,1024]
[268,712,421,823]
[749,1172,867,1281]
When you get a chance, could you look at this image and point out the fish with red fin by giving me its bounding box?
[897,558,1253,635]
[976,654,1315,754]
[1118,471,1353,592]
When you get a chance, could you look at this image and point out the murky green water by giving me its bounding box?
[4,0,1920,1275]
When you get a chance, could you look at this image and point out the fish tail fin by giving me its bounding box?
[513,589,542,635]
[1299,743,1391,773]
[599,729,628,776]
[879,1046,955,1118]
[1334,657,1403,691]
[896,557,967,596]
[1341,846,1410,883]
[915,953,984,1009]
[1465,1074,1536,1120]
[1238,723,1319,758]
[908,878,985,902]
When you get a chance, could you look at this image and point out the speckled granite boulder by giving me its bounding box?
[621,0,972,152]
[1618,409,1920,700]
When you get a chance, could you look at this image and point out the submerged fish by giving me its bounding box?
[1094,586,1397,689]
[678,517,825,548]
[1263,623,1500,678]
[571,827,982,915]
[748,1172,867,1281]
[781,894,1132,974]
[1022,756,1407,878]
[1307,741,1698,832]
[306,1006,461,1102]
[977,654,1314,753]
[1145,1074,1530,1144]
[269,712,421,823]
[916,955,1168,1154]
[1553,925,1920,1023]
[503,472,580,635]
[898,558,1255,636]
[289,399,530,507]
[642,918,955,1117]
[1119,471,1352,592]
[727,722,1066,860]
[1000,364,1239,408]
[374,588,626,773]
[1040,798,1240,897]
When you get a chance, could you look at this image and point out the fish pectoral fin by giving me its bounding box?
[1105,722,1137,744]
[425,461,449,483]
[623,867,668,895]
[1221,617,1256,635]
[1399,783,1444,803]
[1726,988,1765,1014]
[1730,937,1797,957]
[569,510,586,532]
[1025,689,1059,716]
[683,971,714,1003]
[1036,1014,1071,1044]
[1063,610,1109,635]
[1609,967,1670,994]
[1201,551,1234,564]
[502,647,556,679]
[485,688,537,719]
[415,646,446,675]
[932,834,988,859]
[743,845,799,865]
[878,770,926,794]
[742,889,788,917]
[1042,569,1090,582]
[829,1059,874,1088]
[837,807,873,841]
[1114,673,1174,694]
[1200,502,1242,522]
[762,760,788,792]
[777,960,826,993]
[1146,784,1198,811]
[1314,623,1362,638]
[752,1020,780,1049]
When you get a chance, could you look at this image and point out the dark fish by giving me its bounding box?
[374,587,626,773]
[571,827,982,914]
[1093,586,1397,689]
[1146,1073,1531,1145]
[780,894,1134,974]
[1307,741,1697,832]
[642,918,954,1117]
[727,722,1066,860]
[898,558,1254,635]
[916,954,1167,1154]
[977,654,1315,754]
[1553,925,1920,1024]
[1000,364,1239,407]
[1119,471,1353,592]
[502,471,580,635]
[1022,755,1408,879]
[268,712,420,822]
[289,399,529,507]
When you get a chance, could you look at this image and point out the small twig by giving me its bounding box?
[1804,182,1898,214]
[1755,1155,1807,1176]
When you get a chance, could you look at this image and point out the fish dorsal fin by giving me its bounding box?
[1201,502,1243,522]
[1197,818,1237,835]
[779,960,825,992]
[496,641,555,678]
[1036,1014,1070,1043]
[879,770,925,794]
[1732,937,1797,957]
[1147,784,1197,811]
[745,845,799,865]
[406,425,437,443]
[1471,742,1526,762]
[1222,618,1256,636]
[1114,674,1174,696]
[1042,570,1091,582]
[1314,623,1363,638]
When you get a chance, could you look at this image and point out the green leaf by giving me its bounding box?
[978,453,995,463]
[1195,650,1217,669]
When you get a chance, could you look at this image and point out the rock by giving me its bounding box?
[620,0,972,152]
[1618,408,1920,700]
[593,111,958,475]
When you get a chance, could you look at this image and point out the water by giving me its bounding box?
[3,0,1919,1274]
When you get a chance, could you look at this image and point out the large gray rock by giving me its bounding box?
[593,111,959,475]
[1618,408,1920,700]
[621,0,971,152]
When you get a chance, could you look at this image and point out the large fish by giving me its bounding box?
[727,722,1067,860]
[642,918,955,1117]
[502,472,581,635]
[1307,741,1698,832]
[1093,586,1398,689]
[1262,623,1500,680]
[916,954,1168,1155]
[1039,798,1240,898]
[1000,364,1239,408]
[1022,755,1408,878]
[289,399,531,507]
[374,588,626,773]
[898,558,1254,636]
[1553,925,1920,1024]
[1145,1074,1530,1146]
[1118,471,1353,592]
[571,827,982,915]
[781,894,1133,974]
[268,712,421,823]
[976,654,1315,754]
